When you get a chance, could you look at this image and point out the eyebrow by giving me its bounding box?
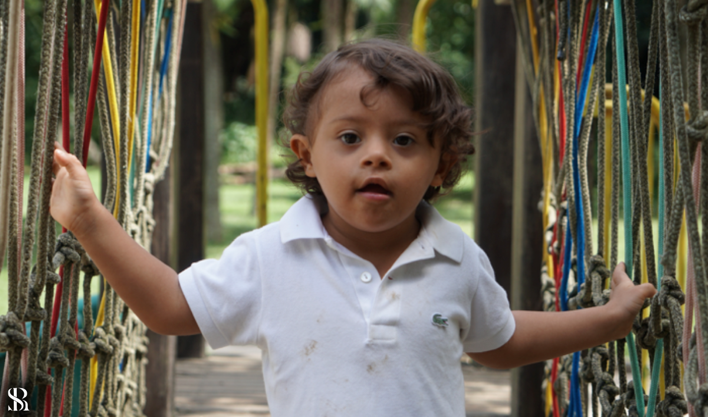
[329,115,427,129]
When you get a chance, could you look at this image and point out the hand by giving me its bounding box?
[50,143,101,236]
[606,262,657,339]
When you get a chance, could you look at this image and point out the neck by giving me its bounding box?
[322,209,420,277]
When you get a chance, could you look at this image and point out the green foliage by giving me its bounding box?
[348,0,476,101]
[221,121,292,166]
[419,1,476,103]
[221,121,258,164]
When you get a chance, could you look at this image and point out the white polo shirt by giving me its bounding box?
[179,195,515,417]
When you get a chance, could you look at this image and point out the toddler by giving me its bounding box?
[50,39,656,416]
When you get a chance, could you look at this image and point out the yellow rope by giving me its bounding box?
[90,294,107,406]
[252,0,269,227]
[603,102,612,262]
[91,0,121,219]
[89,0,123,404]
[412,0,436,53]
[127,0,141,173]
[524,0,539,73]
[675,142,687,296]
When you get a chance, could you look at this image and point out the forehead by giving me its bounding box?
[315,66,417,122]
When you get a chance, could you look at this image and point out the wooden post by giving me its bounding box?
[176,0,206,359]
[145,164,177,417]
[510,45,545,417]
[473,0,517,298]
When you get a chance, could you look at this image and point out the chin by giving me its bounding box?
[353,218,406,234]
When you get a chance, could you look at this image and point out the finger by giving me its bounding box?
[53,147,82,175]
[611,262,628,289]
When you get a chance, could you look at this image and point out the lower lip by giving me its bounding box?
[357,191,392,201]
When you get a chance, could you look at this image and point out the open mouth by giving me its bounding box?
[357,183,391,196]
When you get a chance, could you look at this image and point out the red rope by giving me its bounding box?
[45,1,111,412]
[82,0,111,167]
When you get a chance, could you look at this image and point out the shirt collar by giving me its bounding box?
[280,195,465,263]
[415,201,465,263]
[279,195,329,242]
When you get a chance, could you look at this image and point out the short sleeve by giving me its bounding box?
[462,246,516,353]
[178,233,262,349]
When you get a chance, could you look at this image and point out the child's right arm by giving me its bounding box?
[51,145,199,336]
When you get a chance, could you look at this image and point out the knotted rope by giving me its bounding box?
[511,0,708,412]
[0,0,187,415]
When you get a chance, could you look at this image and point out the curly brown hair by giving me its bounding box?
[282,38,475,201]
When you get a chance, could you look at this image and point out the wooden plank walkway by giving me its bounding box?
[175,346,511,417]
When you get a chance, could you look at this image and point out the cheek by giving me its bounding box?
[408,157,442,185]
[310,154,347,187]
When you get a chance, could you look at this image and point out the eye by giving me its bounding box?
[339,133,361,145]
[393,135,415,146]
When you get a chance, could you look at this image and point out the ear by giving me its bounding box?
[290,134,317,178]
[430,152,456,188]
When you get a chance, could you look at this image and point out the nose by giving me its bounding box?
[361,139,392,169]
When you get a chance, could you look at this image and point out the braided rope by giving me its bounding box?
[0,0,187,415]
[513,0,708,413]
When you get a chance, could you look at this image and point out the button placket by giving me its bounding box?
[367,273,402,342]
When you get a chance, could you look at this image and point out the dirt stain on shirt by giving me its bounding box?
[302,340,318,357]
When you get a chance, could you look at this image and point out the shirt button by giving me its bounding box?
[360,272,372,283]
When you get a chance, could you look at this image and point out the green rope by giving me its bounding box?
[611,0,645,413]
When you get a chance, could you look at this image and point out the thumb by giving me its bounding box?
[637,282,657,298]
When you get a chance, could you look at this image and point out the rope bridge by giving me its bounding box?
[0,0,186,415]
[511,0,708,413]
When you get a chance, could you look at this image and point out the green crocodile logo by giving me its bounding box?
[432,313,448,328]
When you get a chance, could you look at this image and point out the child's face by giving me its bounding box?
[290,66,449,236]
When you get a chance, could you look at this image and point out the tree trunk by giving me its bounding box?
[343,0,357,43]
[177,0,206,359]
[473,0,516,300]
[203,0,223,244]
[322,0,343,52]
[268,0,288,149]
[145,164,177,417]
[396,0,415,42]
[510,44,544,417]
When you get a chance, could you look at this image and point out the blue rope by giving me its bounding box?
[566,10,600,417]
[561,226,572,312]
[146,9,173,172]
[146,90,154,172]
[158,10,173,97]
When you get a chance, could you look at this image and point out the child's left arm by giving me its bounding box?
[467,262,656,369]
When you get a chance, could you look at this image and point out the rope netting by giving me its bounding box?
[512,0,708,414]
[0,0,187,415]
